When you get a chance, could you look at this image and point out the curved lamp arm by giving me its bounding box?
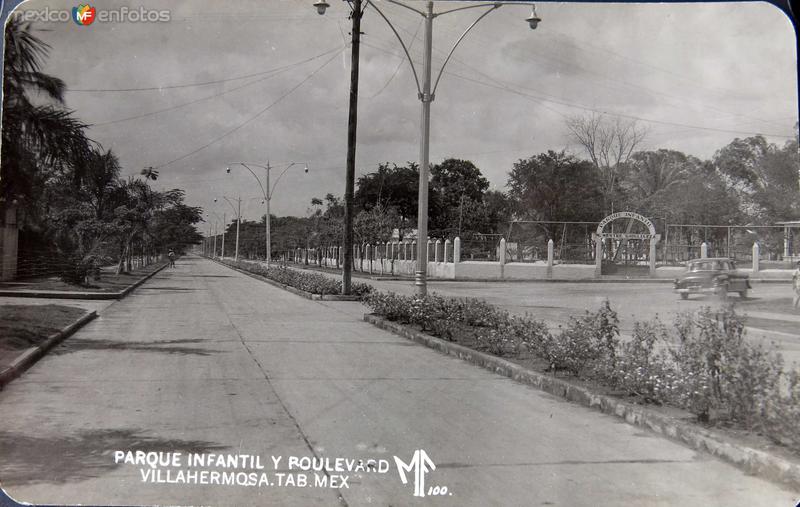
[432,4,501,96]
[221,196,240,219]
[229,163,268,200]
[270,162,307,199]
[368,0,423,95]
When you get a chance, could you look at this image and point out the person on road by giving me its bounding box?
[168,249,176,268]
[793,260,800,309]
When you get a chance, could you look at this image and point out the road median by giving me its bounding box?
[364,312,800,491]
[209,257,364,301]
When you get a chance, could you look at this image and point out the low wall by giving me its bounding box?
[300,254,795,281]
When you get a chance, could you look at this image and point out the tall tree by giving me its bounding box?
[429,158,490,234]
[1,18,91,208]
[566,113,646,214]
[713,135,800,222]
[353,162,419,226]
[507,151,605,224]
[622,149,698,211]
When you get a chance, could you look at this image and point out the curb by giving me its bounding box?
[119,262,170,297]
[210,258,362,302]
[363,313,800,491]
[0,263,169,300]
[0,310,98,389]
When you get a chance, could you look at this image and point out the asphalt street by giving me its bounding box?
[0,256,796,506]
[295,265,800,367]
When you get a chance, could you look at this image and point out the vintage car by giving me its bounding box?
[673,257,751,300]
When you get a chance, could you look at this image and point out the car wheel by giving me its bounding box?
[680,293,689,300]
[739,289,748,299]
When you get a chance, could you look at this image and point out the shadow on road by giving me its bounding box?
[0,428,227,486]
[52,338,223,356]
[137,287,198,291]
[172,274,234,278]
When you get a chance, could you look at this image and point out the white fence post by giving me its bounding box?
[752,242,760,273]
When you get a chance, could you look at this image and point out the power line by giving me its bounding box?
[90,47,343,126]
[384,22,792,132]
[366,19,423,100]
[360,41,795,140]
[153,48,344,170]
[68,48,342,93]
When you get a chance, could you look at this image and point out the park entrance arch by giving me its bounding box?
[591,211,660,277]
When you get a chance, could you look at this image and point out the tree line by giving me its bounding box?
[1,20,203,283]
[227,113,797,260]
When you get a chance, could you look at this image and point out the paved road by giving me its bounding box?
[286,264,800,367]
[0,256,796,506]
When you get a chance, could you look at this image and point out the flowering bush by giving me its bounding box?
[224,260,372,297]
[538,301,619,376]
[364,289,800,450]
[611,320,675,404]
[666,307,782,425]
[763,369,800,449]
[363,291,524,356]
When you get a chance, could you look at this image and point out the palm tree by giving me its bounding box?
[140,167,160,181]
[1,18,91,206]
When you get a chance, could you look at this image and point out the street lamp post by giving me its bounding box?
[227,162,309,267]
[206,211,223,257]
[216,196,242,261]
[315,0,540,296]
[221,212,226,259]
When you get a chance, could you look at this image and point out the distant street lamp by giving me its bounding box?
[206,211,224,257]
[226,162,309,267]
[215,196,242,261]
[315,0,541,296]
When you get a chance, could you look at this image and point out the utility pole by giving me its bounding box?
[342,0,363,295]
[236,197,241,261]
[265,161,271,267]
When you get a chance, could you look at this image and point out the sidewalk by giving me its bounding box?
[0,262,167,299]
[0,256,794,506]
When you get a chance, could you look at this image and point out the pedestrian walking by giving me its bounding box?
[793,260,800,309]
[168,249,176,268]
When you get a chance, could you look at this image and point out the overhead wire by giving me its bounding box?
[360,40,794,139]
[153,47,345,169]
[89,47,344,126]
[379,6,793,131]
[68,48,342,93]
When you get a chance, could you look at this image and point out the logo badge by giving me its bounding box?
[393,449,436,497]
[72,4,96,25]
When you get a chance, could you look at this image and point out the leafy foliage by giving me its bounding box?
[365,292,800,450]
[224,259,372,297]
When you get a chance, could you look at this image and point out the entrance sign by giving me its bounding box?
[596,211,656,237]
[592,211,660,277]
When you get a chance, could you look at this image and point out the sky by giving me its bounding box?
[7,0,799,223]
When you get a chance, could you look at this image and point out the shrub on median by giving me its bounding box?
[364,289,800,450]
[223,259,372,297]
